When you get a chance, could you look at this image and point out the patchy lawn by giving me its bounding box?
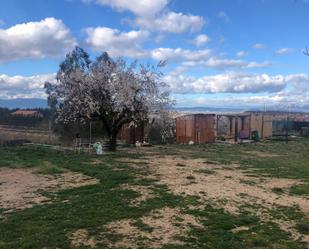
[0,139,308,249]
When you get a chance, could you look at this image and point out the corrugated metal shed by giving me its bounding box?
[176,114,215,144]
[217,112,273,140]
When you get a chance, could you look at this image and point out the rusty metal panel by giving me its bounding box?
[118,123,144,144]
[176,114,215,144]
[196,114,215,143]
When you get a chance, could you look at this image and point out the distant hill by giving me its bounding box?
[0,98,308,113]
[0,98,47,109]
[174,106,249,113]
[175,105,309,114]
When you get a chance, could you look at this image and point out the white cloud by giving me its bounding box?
[179,58,270,70]
[0,18,76,63]
[89,0,169,17]
[285,73,309,92]
[275,47,293,55]
[85,0,204,33]
[236,51,248,58]
[205,58,270,69]
[164,72,293,94]
[84,26,149,57]
[253,43,266,49]
[150,48,211,61]
[192,34,210,47]
[135,12,205,33]
[0,74,55,99]
[175,93,309,109]
[84,27,213,60]
[217,11,230,22]
[246,61,271,68]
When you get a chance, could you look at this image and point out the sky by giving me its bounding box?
[0,0,309,109]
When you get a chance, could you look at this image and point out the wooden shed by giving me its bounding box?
[176,114,215,144]
[118,122,144,144]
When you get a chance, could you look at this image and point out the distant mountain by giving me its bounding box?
[248,105,309,113]
[175,105,309,114]
[0,98,308,113]
[0,98,47,109]
[174,106,247,113]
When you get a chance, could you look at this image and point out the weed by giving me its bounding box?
[272,187,285,195]
[290,184,309,196]
[296,222,309,235]
[195,169,215,175]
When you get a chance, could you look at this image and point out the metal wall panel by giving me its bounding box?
[176,114,215,144]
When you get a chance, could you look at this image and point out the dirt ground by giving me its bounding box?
[115,155,309,244]
[70,207,202,249]
[0,167,99,212]
[68,153,309,248]
[2,152,309,247]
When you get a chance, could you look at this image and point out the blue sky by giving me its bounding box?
[0,0,309,109]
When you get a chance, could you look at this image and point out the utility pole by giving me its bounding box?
[89,121,92,153]
[48,120,52,143]
[261,102,266,139]
[234,116,238,143]
[286,110,289,144]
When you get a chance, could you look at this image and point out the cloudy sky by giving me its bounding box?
[0,0,309,109]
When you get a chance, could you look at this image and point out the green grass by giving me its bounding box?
[186,175,196,180]
[296,222,309,235]
[0,139,308,249]
[163,138,309,180]
[185,204,307,249]
[132,219,154,233]
[194,169,216,175]
[290,183,309,196]
[272,187,285,194]
[240,179,257,186]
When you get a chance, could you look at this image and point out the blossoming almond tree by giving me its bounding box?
[45,47,170,151]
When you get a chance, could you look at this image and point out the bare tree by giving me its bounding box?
[45,47,170,151]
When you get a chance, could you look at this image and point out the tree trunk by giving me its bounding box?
[107,132,117,151]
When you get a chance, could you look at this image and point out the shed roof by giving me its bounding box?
[11,110,42,117]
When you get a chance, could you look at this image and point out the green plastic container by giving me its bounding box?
[251,130,260,141]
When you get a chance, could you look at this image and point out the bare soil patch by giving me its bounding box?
[69,229,96,248]
[145,156,307,213]
[116,157,149,165]
[120,184,155,206]
[0,167,99,212]
[68,207,201,249]
[103,207,202,249]
[124,155,309,243]
[244,150,278,157]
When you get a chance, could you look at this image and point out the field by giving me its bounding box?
[0,139,309,249]
[0,125,58,145]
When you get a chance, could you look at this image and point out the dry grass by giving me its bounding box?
[0,126,58,144]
